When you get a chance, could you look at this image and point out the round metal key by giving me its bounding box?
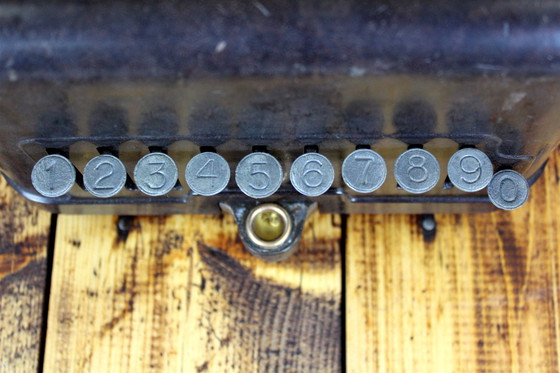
[447,148,493,192]
[134,152,178,196]
[84,154,127,198]
[31,154,76,198]
[235,152,283,199]
[487,169,529,210]
[342,148,387,193]
[186,152,230,196]
[394,148,440,194]
[290,153,334,197]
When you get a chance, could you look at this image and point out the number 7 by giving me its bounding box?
[355,156,374,185]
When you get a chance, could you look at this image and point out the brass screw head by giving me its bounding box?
[252,208,286,241]
[245,204,292,249]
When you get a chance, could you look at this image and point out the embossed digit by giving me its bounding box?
[459,155,482,184]
[302,159,324,188]
[407,155,428,183]
[147,161,166,189]
[196,159,217,178]
[93,161,115,190]
[249,161,270,190]
[355,156,374,185]
[499,176,518,202]
[45,159,57,190]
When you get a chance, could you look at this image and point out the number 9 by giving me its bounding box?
[459,155,482,184]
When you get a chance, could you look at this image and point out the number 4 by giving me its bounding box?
[196,159,217,178]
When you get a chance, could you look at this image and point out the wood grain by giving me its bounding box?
[43,213,342,372]
[346,149,560,373]
[0,176,52,373]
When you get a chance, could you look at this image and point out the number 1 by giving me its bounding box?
[45,159,57,190]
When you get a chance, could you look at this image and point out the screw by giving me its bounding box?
[245,204,292,249]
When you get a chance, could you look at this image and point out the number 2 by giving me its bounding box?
[93,161,115,190]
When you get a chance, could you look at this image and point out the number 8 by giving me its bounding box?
[408,155,428,183]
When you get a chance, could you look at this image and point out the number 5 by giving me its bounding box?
[249,162,270,190]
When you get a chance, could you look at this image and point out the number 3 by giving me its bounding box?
[147,161,166,189]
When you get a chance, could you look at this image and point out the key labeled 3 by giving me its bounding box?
[134,152,178,196]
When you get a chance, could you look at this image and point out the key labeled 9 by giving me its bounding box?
[447,148,493,192]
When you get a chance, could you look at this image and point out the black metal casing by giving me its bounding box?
[0,0,559,214]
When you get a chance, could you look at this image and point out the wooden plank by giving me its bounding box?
[44,213,342,372]
[0,177,52,373]
[346,149,560,373]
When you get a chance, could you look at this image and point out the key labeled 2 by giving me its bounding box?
[84,154,127,198]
